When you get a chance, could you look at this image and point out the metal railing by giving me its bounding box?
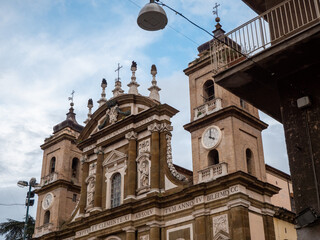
[194,98,222,120]
[211,0,320,72]
[198,162,228,183]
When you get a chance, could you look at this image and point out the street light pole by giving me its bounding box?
[23,183,32,240]
[17,177,38,240]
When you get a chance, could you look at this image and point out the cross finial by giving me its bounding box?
[68,90,75,108]
[115,63,123,82]
[212,3,220,18]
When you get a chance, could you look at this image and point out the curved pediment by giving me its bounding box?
[78,94,158,144]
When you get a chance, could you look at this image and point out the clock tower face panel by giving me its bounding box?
[42,192,54,210]
[202,125,222,150]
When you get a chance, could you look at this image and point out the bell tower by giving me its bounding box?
[184,19,268,184]
[34,101,83,238]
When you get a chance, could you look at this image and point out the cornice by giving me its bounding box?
[183,105,268,133]
[37,172,280,239]
[40,133,77,150]
[265,164,291,180]
[35,179,81,194]
[183,54,211,76]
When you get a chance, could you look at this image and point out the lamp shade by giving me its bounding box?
[137,1,168,31]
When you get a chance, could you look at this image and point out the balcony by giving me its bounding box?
[198,162,228,183]
[33,223,54,238]
[211,0,320,121]
[211,0,320,74]
[194,98,222,121]
[41,172,58,186]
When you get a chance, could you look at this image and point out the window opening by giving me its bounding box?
[44,210,50,224]
[111,173,121,208]
[72,158,79,178]
[246,149,253,175]
[208,149,219,166]
[203,80,215,102]
[50,157,56,174]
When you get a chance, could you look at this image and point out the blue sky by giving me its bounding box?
[0,0,289,235]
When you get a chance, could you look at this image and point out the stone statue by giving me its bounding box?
[139,160,149,187]
[86,178,95,208]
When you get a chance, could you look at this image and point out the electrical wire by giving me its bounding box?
[156,0,275,78]
[0,203,25,206]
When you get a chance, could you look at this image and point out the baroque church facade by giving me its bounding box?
[33,27,296,240]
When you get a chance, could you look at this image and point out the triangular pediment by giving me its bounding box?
[103,149,127,167]
[213,230,230,240]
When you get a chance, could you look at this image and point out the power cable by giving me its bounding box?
[156,0,275,78]
[0,203,25,206]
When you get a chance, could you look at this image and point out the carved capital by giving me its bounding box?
[125,130,137,140]
[147,122,161,132]
[160,122,173,132]
[94,146,104,155]
[81,156,87,163]
[122,226,136,232]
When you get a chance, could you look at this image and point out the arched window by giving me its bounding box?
[44,210,50,224]
[246,148,254,175]
[208,149,219,166]
[71,158,79,178]
[50,157,56,173]
[111,173,121,208]
[203,80,215,102]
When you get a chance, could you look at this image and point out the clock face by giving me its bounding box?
[202,126,222,150]
[42,193,54,210]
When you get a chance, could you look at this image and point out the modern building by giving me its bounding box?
[33,27,297,240]
[211,0,320,238]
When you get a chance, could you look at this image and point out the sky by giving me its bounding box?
[0,0,290,235]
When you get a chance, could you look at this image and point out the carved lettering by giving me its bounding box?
[135,209,154,220]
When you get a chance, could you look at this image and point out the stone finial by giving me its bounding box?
[97,78,107,107]
[148,64,161,102]
[84,98,93,124]
[128,61,140,95]
[112,79,124,97]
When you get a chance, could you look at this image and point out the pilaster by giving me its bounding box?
[229,205,251,240]
[93,148,103,212]
[159,123,173,190]
[148,123,161,191]
[123,226,136,240]
[79,157,89,215]
[194,215,207,240]
[149,222,161,240]
[125,131,138,199]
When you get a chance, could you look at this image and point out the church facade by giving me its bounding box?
[33,30,296,240]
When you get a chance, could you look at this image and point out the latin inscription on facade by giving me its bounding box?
[73,186,240,238]
[75,214,131,238]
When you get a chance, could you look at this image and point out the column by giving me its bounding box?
[148,123,160,191]
[79,157,89,215]
[93,148,103,211]
[278,72,320,238]
[125,131,137,199]
[123,226,136,240]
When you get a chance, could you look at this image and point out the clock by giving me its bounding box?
[202,125,222,150]
[42,193,54,210]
